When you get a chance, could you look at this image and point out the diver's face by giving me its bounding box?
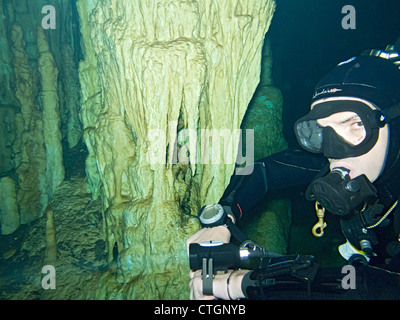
[317,112,366,146]
[317,111,389,182]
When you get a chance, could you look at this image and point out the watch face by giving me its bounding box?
[199,204,225,226]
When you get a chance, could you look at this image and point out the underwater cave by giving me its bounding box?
[0,0,399,300]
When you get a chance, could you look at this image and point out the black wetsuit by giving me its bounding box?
[218,148,400,299]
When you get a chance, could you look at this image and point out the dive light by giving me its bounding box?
[189,240,266,271]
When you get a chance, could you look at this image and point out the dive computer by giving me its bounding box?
[198,204,227,228]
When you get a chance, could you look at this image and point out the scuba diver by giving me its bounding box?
[187,40,400,299]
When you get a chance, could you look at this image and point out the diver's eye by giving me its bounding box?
[353,121,364,128]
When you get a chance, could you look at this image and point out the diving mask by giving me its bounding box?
[295,98,387,159]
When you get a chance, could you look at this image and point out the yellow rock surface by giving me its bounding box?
[77,0,276,298]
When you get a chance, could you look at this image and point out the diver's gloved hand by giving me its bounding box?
[186,204,236,256]
[340,204,382,254]
[338,240,371,262]
[189,269,249,300]
[186,225,231,300]
[186,204,237,300]
[186,225,231,255]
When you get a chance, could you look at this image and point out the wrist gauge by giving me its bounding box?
[198,204,227,228]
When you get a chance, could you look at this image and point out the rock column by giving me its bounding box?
[77,0,276,299]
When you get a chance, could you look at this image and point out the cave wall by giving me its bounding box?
[77,0,278,298]
[0,0,82,234]
[0,0,290,300]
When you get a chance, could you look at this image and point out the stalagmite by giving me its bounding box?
[37,26,65,199]
[77,0,277,299]
[44,206,57,265]
[0,176,19,235]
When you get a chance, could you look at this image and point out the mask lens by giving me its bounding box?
[295,120,323,153]
[294,100,381,158]
[317,112,367,147]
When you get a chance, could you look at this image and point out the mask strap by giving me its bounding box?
[382,103,400,123]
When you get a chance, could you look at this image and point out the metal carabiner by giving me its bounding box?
[312,202,327,237]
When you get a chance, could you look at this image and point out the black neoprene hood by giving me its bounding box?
[311,55,400,108]
[305,54,400,176]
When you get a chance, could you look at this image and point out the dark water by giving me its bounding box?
[288,193,346,267]
[269,0,400,147]
[268,0,400,265]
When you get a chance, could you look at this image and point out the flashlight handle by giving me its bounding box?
[189,242,241,270]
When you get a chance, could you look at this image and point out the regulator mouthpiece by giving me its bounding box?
[306,167,377,216]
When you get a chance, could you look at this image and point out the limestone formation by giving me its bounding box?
[77,0,277,298]
[0,3,18,175]
[0,176,19,235]
[0,0,292,300]
[37,26,65,200]
[1,0,77,229]
[11,21,48,224]
[44,206,57,265]
[61,44,82,149]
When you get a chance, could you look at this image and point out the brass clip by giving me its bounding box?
[312,201,327,237]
